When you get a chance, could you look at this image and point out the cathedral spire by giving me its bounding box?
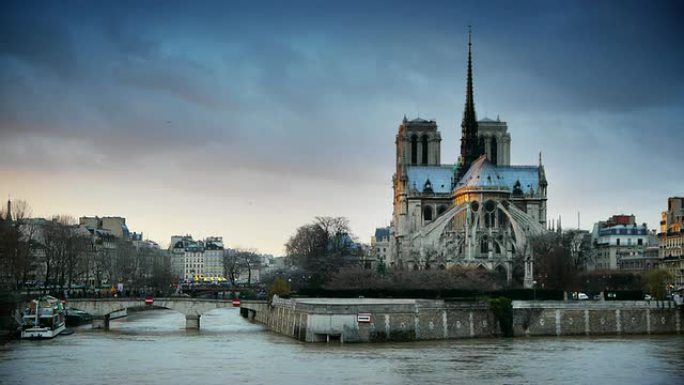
[459,26,481,178]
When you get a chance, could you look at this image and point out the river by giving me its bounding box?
[2,308,683,385]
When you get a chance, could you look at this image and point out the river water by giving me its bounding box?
[2,308,683,385]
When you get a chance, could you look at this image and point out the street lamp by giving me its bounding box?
[533,280,537,301]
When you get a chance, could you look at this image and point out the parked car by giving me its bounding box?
[577,293,589,300]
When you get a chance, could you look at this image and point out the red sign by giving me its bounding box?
[145,296,154,305]
[232,299,241,307]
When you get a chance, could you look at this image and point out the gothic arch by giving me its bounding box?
[495,264,507,281]
[423,206,433,221]
[421,134,429,164]
[480,236,489,253]
[410,135,418,164]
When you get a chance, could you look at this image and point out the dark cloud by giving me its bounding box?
[0,3,79,79]
[1,0,682,238]
[476,1,684,113]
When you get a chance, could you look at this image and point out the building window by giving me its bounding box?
[481,238,489,254]
[616,238,620,246]
[421,135,429,164]
[411,135,418,164]
[490,136,498,165]
[638,239,643,246]
[424,206,433,221]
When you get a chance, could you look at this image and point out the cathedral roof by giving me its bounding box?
[496,166,541,193]
[456,155,541,192]
[406,166,454,194]
[456,156,505,188]
[407,117,434,124]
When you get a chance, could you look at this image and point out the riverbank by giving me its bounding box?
[4,308,683,385]
[0,292,21,341]
[241,297,683,343]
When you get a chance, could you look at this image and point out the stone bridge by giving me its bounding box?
[67,297,237,330]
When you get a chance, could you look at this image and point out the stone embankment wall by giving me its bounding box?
[240,297,682,343]
[242,297,499,342]
[513,300,681,337]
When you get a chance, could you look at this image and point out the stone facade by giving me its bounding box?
[589,214,656,271]
[658,197,684,287]
[169,235,225,281]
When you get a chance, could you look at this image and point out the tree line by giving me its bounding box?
[265,216,672,299]
[0,201,173,295]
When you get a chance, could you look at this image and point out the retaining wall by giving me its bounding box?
[513,300,682,337]
[240,297,682,343]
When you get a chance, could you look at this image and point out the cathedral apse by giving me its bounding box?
[388,32,547,288]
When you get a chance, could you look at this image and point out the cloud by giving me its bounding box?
[1,0,683,251]
[0,3,81,79]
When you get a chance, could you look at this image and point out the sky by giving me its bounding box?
[1,0,683,255]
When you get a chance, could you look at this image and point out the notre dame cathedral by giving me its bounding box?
[388,33,548,288]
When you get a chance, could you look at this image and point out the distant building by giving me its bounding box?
[658,197,684,287]
[79,216,130,239]
[589,215,654,271]
[169,235,225,281]
[370,227,390,267]
[203,237,224,278]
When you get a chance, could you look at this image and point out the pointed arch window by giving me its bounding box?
[490,136,498,165]
[421,135,429,164]
[423,206,433,221]
[410,135,418,164]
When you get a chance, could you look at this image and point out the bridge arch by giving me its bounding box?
[67,298,236,330]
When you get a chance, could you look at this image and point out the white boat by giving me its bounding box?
[674,287,684,307]
[21,296,66,339]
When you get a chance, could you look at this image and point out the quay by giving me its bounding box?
[240,296,682,343]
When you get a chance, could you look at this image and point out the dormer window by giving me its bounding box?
[423,179,433,194]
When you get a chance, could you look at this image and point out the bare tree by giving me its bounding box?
[530,231,591,291]
[237,249,261,286]
[0,200,38,290]
[112,239,136,291]
[223,249,244,286]
[285,216,356,286]
[41,219,68,292]
[149,249,173,292]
